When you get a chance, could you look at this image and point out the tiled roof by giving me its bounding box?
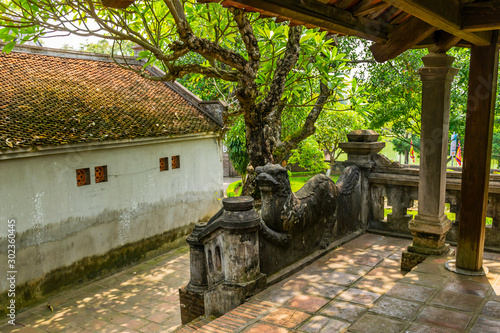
[0,47,221,151]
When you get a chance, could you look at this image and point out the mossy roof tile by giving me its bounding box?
[0,50,220,150]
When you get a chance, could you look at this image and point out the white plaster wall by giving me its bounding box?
[0,134,223,292]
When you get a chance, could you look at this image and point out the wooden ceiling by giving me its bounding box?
[201,0,500,62]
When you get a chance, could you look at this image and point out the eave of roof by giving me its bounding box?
[201,0,500,62]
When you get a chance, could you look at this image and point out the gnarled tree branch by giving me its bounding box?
[257,25,302,117]
[273,82,331,163]
[164,0,248,72]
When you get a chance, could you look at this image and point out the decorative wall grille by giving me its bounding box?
[76,168,90,186]
[95,166,108,183]
[172,155,180,169]
[160,157,168,171]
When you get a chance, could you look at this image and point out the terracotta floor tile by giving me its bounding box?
[321,271,361,286]
[388,251,403,260]
[385,282,436,303]
[254,286,295,304]
[261,307,310,329]
[294,272,326,283]
[370,296,423,320]
[405,323,460,333]
[400,271,449,288]
[416,306,472,331]
[431,289,483,312]
[285,295,329,313]
[281,278,310,291]
[347,313,405,333]
[324,261,372,276]
[370,243,403,252]
[243,322,290,333]
[354,277,396,294]
[9,235,500,333]
[371,237,411,248]
[337,288,381,305]
[304,282,346,299]
[361,249,396,258]
[147,311,174,324]
[121,318,149,330]
[109,313,135,325]
[350,254,385,267]
[320,300,367,322]
[343,233,385,248]
[443,279,492,297]
[470,315,500,333]
[137,322,165,332]
[298,315,349,333]
[377,257,401,269]
[414,262,451,276]
[482,300,500,318]
[364,266,406,280]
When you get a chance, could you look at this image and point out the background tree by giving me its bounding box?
[288,136,328,173]
[0,0,359,195]
[391,134,420,164]
[225,117,249,184]
[79,39,135,55]
[314,109,366,172]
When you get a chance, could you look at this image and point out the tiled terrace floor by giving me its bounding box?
[3,233,500,332]
[179,233,500,333]
[0,246,191,332]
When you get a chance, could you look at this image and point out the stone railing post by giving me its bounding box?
[179,222,209,324]
[402,52,458,271]
[186,223,208,292]
[339,130,385,229]
[180,197,266,323]
[386,187,413,229]
[202,196,265,317]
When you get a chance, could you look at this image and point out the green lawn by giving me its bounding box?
[384,206,493,225]
[227,175,493,226]
[226,173,340,197]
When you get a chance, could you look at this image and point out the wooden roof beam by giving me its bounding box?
[462,1,500,32]
[222,0,392,43]
[428,31,462,53]
[383,0,491,46]
[370,17,437,62]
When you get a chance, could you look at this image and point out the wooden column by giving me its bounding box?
[456,31,499,271]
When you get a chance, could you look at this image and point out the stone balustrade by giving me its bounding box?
[179,129,500,324]
[365,162,500,251]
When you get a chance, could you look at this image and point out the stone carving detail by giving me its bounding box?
[372,153,402,168]
[256,163,360,274]
[256,164,338,247]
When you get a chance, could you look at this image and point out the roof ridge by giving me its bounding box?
[1,42,142,65]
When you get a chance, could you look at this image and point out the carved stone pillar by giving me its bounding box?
[186,223,208,292]
[339,130,385,230]
[179,222,208,324]
[402,53,458,271]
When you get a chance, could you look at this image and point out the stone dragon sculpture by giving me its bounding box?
[256,163,360,248]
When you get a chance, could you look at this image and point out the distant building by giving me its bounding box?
[0,44,224,303]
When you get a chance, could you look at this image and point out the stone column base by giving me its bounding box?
[403,214,452,271]
[401,250,429,271]
[408,242,450,256]
[179,286,205,324]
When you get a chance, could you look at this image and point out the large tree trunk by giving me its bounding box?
[239,26,303,198]
[241,109,277,197]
